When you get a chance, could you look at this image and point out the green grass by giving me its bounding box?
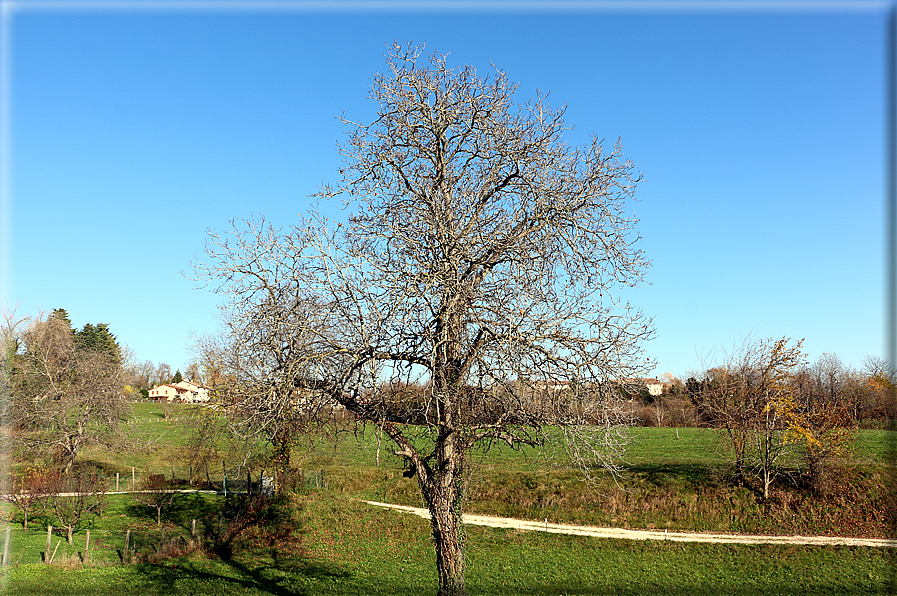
[4,414,894,594]
[1,492,226,569]
[2,495,893,595]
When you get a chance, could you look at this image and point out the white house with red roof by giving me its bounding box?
[148,380,210,403]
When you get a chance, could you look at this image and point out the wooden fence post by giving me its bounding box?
[132,466,136,490]
[116,473,120,492]
[124,529,131,563]
[45,525,52,564]
[3,527,10,567]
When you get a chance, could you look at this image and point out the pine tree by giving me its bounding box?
[49,309,73,333]
[75,323,120,363]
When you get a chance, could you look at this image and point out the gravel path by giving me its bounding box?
[364,501,897,548]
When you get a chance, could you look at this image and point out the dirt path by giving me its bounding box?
[364,501,897,548]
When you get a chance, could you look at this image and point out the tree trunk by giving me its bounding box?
[429,492,466,596]
[423,426,467,596]
[63,454,75,476]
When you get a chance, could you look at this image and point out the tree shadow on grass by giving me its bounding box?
[129,555,351,596]
[625,463,730,489]
[167,491,224,524]
[122,491,221,526]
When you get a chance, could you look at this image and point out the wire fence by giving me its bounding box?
[0,468,328,569]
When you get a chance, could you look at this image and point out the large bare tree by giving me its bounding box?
[194,42,653,596]
[12,313,130,474]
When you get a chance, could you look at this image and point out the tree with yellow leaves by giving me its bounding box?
[694,336,806,498]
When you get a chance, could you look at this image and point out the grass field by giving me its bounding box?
[2,495,894,595]
[2,402,894,594]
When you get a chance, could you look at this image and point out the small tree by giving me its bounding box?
[46,467,106,545]
[691,365,753,482]
[694,337,806,497]
[0,465,54,530]
[134,474,177,525]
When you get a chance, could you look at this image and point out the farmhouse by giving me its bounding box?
[618,378,667,397]
[643,378,664,396]
[148,380,210,403]
[532,380,571,392]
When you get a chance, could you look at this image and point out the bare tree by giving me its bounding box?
[693,337,806,498]
[1,307,29,500]
[191,325,344,493]
[155,363,172,388]
[12,313,131,473]
[193,42,652,596]
[134,474,178,526]
[45,467,106,545]
[0,464,55,530]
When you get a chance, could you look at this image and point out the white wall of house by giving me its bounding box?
[149,384,178,401]
[148,381,210,403]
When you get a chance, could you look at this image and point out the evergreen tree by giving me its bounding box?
[49,309,73,333]
[75,323,120,362]
[172,370,183,384]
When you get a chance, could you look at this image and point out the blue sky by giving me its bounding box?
[1,1,890,379]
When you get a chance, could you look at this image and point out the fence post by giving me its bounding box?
[3,527,10,567]
[116,473,120,492]
[45,525,52,564]
[49,539,61,565]
[132,466,136,490]
[85,529,91,558]
[124,529,131,563]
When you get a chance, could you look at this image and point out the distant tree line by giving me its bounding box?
[636,351,895,432]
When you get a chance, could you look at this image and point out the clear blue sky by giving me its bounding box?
[1,1,890,380]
